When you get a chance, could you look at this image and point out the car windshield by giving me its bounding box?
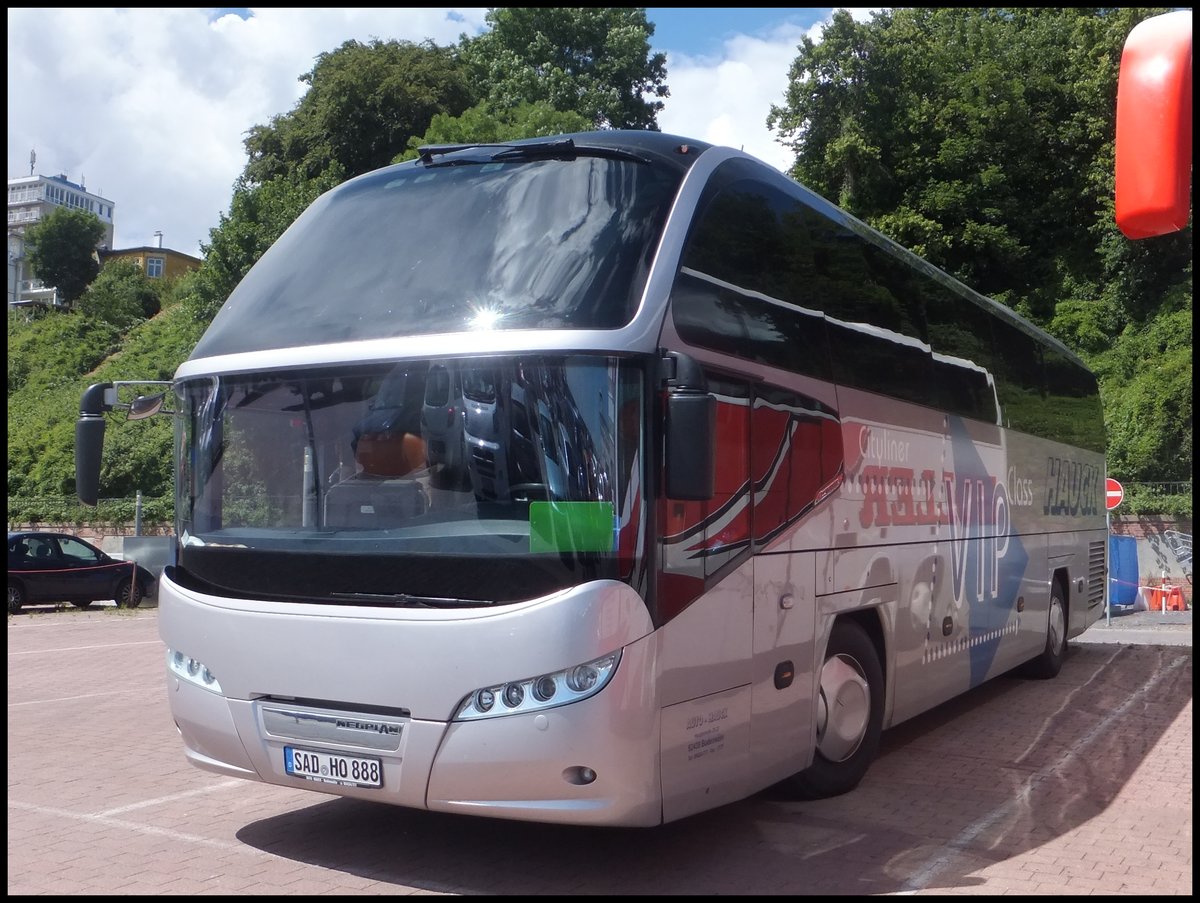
[174,355,646,605]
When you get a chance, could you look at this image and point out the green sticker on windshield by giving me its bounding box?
[529,502,616,553]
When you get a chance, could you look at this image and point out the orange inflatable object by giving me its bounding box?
[1115,11,1193,239]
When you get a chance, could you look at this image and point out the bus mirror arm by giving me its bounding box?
[662,351,716,501]
[76,382,116,507]
[75,379,176,505]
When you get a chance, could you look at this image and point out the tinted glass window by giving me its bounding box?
[672,270,832,380]
[674,162,834,380]
[991,317,1046,433]
[673,159,1100,447]
[1042,345,1105,453]
[191,156,683,359]
[811,222,933,405]
[675,161,931,402]
[923,285,1000,423]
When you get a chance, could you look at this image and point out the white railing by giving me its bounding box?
[7,209,42,225]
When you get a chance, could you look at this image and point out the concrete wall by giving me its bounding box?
[1109,515,1193,606]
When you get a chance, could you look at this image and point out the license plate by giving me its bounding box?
[284,746,383,788]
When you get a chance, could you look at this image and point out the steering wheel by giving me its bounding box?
[509,483,551,501]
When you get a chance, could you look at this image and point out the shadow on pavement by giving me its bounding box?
[235,643,1192,894]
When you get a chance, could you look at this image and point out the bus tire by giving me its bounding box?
[783,619,883,800]
[1020,583,1067,679]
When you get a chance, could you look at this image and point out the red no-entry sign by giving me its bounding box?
[1105,478,1124,511]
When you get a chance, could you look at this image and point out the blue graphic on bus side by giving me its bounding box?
[946,417,1028,687]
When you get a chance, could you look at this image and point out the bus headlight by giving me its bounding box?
[167,648,223,694]
[453,651,620,721]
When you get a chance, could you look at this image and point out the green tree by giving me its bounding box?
[462,7,668,129]
[242,39,474,186]
[767,7,1191,484]
[397,100,593,162]
[79,260,162,328]
[23,207,105,303]
[1091,303,1193,483]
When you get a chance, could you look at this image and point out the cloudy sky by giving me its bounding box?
[7,8,875,258]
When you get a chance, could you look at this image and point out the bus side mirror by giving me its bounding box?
[128,392,167,420]
[76,382,114,506]
[663,351,715,501]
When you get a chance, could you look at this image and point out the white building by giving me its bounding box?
[8,172,116,308]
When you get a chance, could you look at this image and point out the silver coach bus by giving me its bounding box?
[77,130,1106,826]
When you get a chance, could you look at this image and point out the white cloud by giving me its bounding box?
[7,8,880,259]
[7,8,490,257]
[657,9,880,171]
[656,24,816,172]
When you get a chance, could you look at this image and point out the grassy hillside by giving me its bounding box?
[7,270,208,526]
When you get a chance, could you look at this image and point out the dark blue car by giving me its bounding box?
[7,531,155,614]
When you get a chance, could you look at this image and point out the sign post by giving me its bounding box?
[1104,478,1125,624]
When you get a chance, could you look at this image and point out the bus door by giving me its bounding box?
[747,384,842,784]
[657,370,758,822]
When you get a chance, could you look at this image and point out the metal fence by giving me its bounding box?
[1125,482,1192,495]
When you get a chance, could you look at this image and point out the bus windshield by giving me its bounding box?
[188,153,683,359]
[174,355,645,605]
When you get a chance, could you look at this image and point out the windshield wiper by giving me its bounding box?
[327,591,490,608]
[417,138,649,166]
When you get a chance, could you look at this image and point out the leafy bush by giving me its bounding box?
[6,495,173,528]
[1120,484,1193,518]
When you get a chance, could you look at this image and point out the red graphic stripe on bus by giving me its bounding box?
[664,396,844,555]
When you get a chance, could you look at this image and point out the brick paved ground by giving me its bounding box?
[7,606,1192,895]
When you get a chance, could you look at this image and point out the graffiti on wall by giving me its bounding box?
[1162,530,1192,575]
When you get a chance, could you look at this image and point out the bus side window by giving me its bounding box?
[816,227,933,406]
[1041,346,1105,455]
[674,161,833,383]
[753,386,844,545]
[991,318,1046,433]
[923,281,1000,424]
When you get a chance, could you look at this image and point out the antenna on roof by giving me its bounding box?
[29,149,35,176]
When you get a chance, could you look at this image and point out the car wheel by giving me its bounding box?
[781,619,884,800]
[71,600,94,610]
[8,582,26,615]
[115,578,143,609]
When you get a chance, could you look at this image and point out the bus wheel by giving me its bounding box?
[784,620,883,800]
[1020,584,1067,679]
